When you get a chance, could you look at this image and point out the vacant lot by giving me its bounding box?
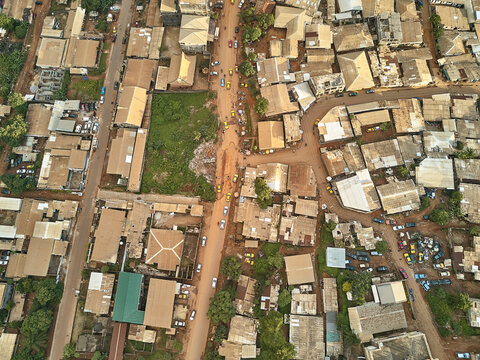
[71,77,104,101]
[142,92,217,201]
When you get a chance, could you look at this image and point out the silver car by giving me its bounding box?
[223,206,228,216]
[196,263,202,273]
[212,277,217,288]
[201,236,207,246]
[220,219,226,229]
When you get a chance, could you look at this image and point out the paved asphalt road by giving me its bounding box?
[48,1,134,358]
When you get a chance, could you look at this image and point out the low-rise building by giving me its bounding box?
[317,106,353,143]
[274,6,311,42]
[326,247,346,268]
[257,121,285,151]
[416,158,454,189]
[234,199,281,242]
[287,163,317,197]
[234,275,257,316]
[309,73,345,97]
[289,315,325,359]
[145,229,184,272]
[284,254,315,285]
[468,298,480,327]
[363,332,434,360]
[454,159,480,182]
[305,23,332,49]
[376,180,420,214]
[460,183,480,223]
[361,139,404,171]
[127,27,164,59]
[112,272,145,324]
[337,51,374,91]
[392,98,425,133]
[291,291,317,315]
[218,316,258,360]
[332,23,374,53]
[257,57,292,87]
[372,281,407,304]
[260,84,299,117]
[376,12,403,46]
[144,278,176,329]
[434,5,470,30]
[348,302,407,342]
[401,59,433,87]
[84,272,115,315]
[278,215,316,246]
[335,169,381,212]
[422,94,452,121]
[90,208,126,264]
[114,87,148,127]
[283,113,302,144]
[350,109,391,137]
[423,131,456,155]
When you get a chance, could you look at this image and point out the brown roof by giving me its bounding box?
[321,149,348,177]
[234,199,281,242]
[5,253,26,279]
[45,134,81,150]
[287,164,317,197]
[115,87,147,127]
[278,215,316,246]
[26,104,52,137]
[36,38,67,68]
[24,238,54,277]
[123,59,157,90]
[91,209,126,264]
[123,201,152,258]
[84,272,115,315]
[155,66,169,90]
[47,156,70,188]
[145,229,184,271]
[258,121,285,150]
[260,84,299,117]
[377,180,420,214]
[64,38,100,68]
[52,240,68,256]
[284,253,315,285]
[127,128,148,192]
[392,98,425,133]
[15,199,46,238]
[167,52,196,88]
[68,149,87,170]
[107,128,137,178]
[361,139,404,171]
[144,278,176,329]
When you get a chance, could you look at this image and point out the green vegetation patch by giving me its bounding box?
[0,44,26,98]
[72,78,104,101]
[141,93,217,201]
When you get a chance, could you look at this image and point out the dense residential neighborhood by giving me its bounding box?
[0,0,479,359]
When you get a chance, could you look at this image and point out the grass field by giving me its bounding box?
[72,78,104,101]
[141,92,217,201]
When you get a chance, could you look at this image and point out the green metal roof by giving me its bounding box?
[112,272,145,324]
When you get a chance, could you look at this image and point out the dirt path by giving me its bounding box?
[15,0,51,95]
[183,4,244,360]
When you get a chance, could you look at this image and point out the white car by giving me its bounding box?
[234,40,238,49]
[196,263,202,273]
[223,206,228,216]
[220,219,226,229]
[201,236,207,246]
[211,61,220,66]
[100,96,105,104]
[189,310,196,321]
[212,277,217,288]
[210,71,218,76]
[393,225,405,231]
[174,321,185,327]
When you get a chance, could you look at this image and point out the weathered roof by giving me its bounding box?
[91,209,125,264]
[23,237,54,277]
[289,315,325,360]
[305,23,332,49]
[36,38,67,68]
[287,164,317,197]
[455,159,480,182]
[333,23,373,52]
[115,87,147,127]
[260,84,299,117]
[284,254,315,285]
[234,199,281,242]
[274,6,311,41]
[335,169,381,212]
[348,302,407,342]
[326,247,346,268]
[179,15,209,45]
[416,158,454,189]
[167,52,196,87]
[257,57,292,87]
[375,281,407,304]
[123,59,157,90]
[84,272,115,315]
[278,215,317,246]
[459,183,480,224]
[392,98,425,133]
[0,198,22,211]
[0,333,17,360]
[227,315,258,345]
[112,272,145,324]
[144,278,176,329]
[361,139,404,171]
[376,180,420,214]
[107,128,137,178]
[127,128,148,192]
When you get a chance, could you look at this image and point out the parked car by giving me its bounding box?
[356,251,368,256]
[346,252,357,260]
[233,174,238,183]
[226,193,231,202]
[100,96,105,104]
[345,265,356,271]
[0,260,7,266]
[433,250,444,261]
[433,263,445,270]
[423,215,430,220]
[114,81,119,90]
[358,256,370,262]
[228,40,233,47]
[438,279,452,285]
[174,321,185,327]
[190,310,196,320]
[456,353,471,359]
[201,236,207,247]
[406,222,417,228]
[220,220,226,229]
[397,240,405,250]
[101,86,106,95]
[429,280,440,286]
[223,206,228,216]
[234,40,238,49]
[335,92,344,97]
[385,218,397,225]
[420,280,430,291]
[408,288,414,301]
[122,37,127,44]
[348,92,358,96]
[235,26,239,33]
[1,189,11,195]
[370,251,381,256]
[404,253,412,265]
[210,71,218,76]
[373,217,385,224]
[418,252,424,263]
[212,277,218,288]
[366,89,375,94]
[410,243,415,255]
[439,271,450,276]
[221,78,225,87]
[393,225,405,231]
[399,267,408,279]
[211,61,220,66]
[414,274,427,279]
[376,266,388,272]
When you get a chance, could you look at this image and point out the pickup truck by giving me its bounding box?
[414,274,427,279]
[438,279,452,285]
[433,250,444,261]
[373,217,385,224]
[406,222,416,228]
[356,251,368,256]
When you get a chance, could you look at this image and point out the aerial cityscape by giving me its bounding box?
[0,0,479,359]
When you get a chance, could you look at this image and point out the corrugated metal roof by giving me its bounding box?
[112,272,145,324]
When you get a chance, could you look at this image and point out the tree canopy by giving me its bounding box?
[0,14,14,32]
[0,114,28,147]
[430,208,450,226]
[450,190,463,203]
[239,60,255,77]
[14,22,28,39]
[375,240,389,254]
[1,173,36,195]
[243,25,262,43]
[258,311,296,360]
[35,278,64,307]
[254,177,273,209]
[21,309,53,338]
[350,271,372,305]
[207,290,236,325]
[220,256,241,281]
[81,0,115,12]
[62,343,79,359]
[277,288,292,308]
[254,97,269,115]
[430,14,444,39]
[8,92,25,108]
[257,13,274,29]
